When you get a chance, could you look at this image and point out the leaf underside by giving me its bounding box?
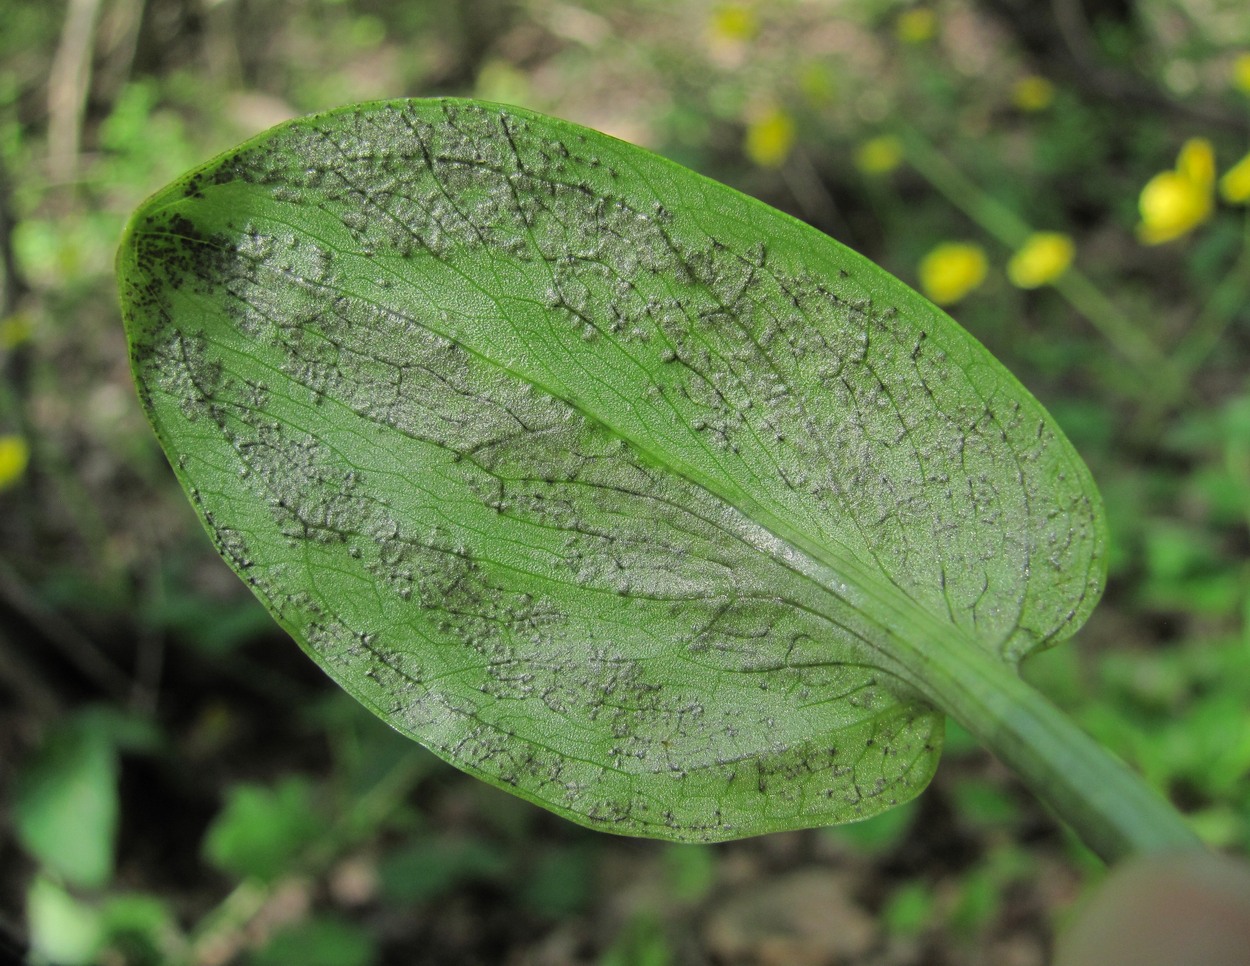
[118,99,1105,841]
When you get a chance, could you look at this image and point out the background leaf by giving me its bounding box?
[248,917,376,966]
[202,777,322,882]
[14,714,119,889]
[25,877,105,966]
[118,99,1104,841]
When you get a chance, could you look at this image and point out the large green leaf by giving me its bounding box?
[117,99,1105,841]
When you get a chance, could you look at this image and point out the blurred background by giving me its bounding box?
[3,0,1250,963]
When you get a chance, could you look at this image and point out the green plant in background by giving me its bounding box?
[9,2,1250,962]
[116,99,1201,864]
[12,707,176,965]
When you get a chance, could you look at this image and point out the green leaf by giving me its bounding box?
[663,843,718,902]
[14,716,119,889]
[881,881,933,937]
[600,913,672,966]
[26,876,106,966]
[118,99,1105,843]
[376,836,509,902]
[202,777,321,882]
[99,892,184,966]
[249,916,376,966]
[522,844,599,916]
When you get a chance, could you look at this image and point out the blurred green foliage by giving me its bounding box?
[14,713,120,890]
[3,0,1249,962]
[881,880,933,937]
[247,917,376,966]
[599,914,671,966]
[203,778,324,883]
[829,796,919,852]
[376,837,509,903]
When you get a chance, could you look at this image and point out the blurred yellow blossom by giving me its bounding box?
[0,313,33,350]
[1233,53,1250,96]
[919,242,987,306]
[1136,137,1215,244]
[1220,152,1250,204]
[0,435,29,491]
[1012,75,1055,112]
[855,136,904,175]
[710,4,758,42]
[896,7,936,44]
[744,108,796,168]
[1007,232,1074,288]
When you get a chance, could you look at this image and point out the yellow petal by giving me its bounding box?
[1136,169,1212,245]
[896,8,936,44]
[0,435,29,491]
[744,109,796,169]
[710,4,758,42]
[0,313,34,350]
[1219,152,1250,204]
[855,136,903,175]
[1012,75,1056,112]
[919,242,987,306]
[1007,232,1075,289]
[1177,137,1215,190]
[1233,52,1250,96]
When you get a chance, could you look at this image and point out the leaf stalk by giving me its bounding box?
[892,631,1202,864]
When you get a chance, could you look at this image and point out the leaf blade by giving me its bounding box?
[118,99,1104,840]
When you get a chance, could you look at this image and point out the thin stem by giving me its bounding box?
[1168,208,1250,390]
[889,632,1202,864]
[895,124,1174,385]
[895,124,1033,246]
[48,0,103,192]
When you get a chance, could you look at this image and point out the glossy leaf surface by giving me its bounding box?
[118,99,1105,840]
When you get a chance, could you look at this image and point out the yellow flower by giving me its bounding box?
[1136,137,1215,245]
[919,242,988,306]
[0,435,29,491]
[744,108,796,168]
[1233,52,1250,96]
[896,7,936,44]
[855,136,904,175]
[1007,232,1075,289]
[1012,75,1055,112]
[0,313,33,350]
[1220,151,1250,204]
[710,4,758,42]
